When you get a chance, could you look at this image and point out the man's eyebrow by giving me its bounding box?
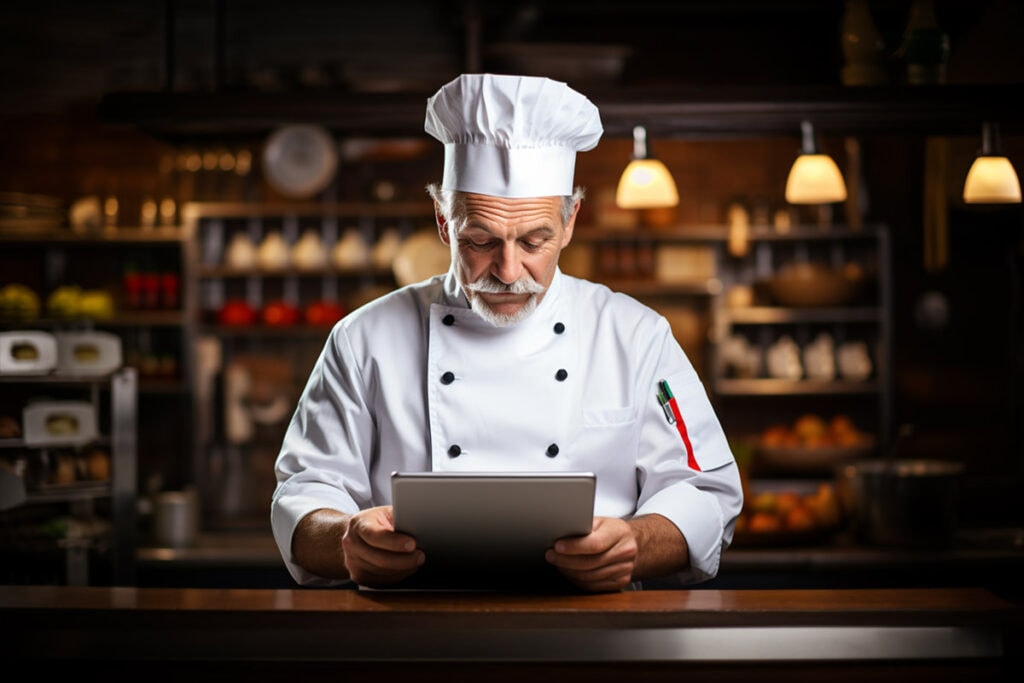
[461,224,556,237]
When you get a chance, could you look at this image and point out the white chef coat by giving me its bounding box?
[271,267,743,587]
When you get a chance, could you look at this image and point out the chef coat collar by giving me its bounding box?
[440,267,565,326]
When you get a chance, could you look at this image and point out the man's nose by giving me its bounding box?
[492,242,522,284]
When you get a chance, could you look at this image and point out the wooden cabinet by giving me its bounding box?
[573,221,893,471]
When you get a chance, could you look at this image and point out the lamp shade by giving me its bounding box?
[785,154,848,204]
[784,120,847,205]
[615,125,679,209]
[963,156,1021,204]
[616,158,679,209]
[962,122,1021,204]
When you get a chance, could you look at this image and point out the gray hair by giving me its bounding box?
[425,183,585,231]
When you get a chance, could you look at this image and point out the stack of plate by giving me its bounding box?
[0,192,65,234]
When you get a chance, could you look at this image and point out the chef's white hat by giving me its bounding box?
[424,73,603,198]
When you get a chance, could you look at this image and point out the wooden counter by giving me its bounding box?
[1,586,1020,681]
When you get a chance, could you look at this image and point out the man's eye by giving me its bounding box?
[460,238,494,250]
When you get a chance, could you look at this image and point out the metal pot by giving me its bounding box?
[153,489,200,548]
[837,459,965,548]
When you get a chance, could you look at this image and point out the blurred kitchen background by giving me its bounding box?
[0,0,1021,590]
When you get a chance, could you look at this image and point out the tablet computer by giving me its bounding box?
[390,471,595,590]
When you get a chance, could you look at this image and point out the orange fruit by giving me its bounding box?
[748,511,783,533]
[793,413,827,439]
[784,505,817,532]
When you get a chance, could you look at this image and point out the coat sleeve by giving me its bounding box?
[633,318,744,584]
[270,322,375,586]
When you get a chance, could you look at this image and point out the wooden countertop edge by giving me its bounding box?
[1,586,1019,629]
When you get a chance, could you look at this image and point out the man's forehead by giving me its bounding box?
[461,193,563,223]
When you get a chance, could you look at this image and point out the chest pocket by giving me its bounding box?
[582,406,634,428]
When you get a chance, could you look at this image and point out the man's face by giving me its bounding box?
[438,193,579,326]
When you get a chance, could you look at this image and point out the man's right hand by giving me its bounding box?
[341,505,424,587]
[292,506,423,586]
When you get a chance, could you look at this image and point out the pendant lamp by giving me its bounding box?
[785,121,848,204]
[963,122,1021,204]
[615,126,679,209]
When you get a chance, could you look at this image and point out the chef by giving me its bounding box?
[271,73,743,592]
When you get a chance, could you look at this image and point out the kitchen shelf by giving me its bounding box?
[26,483,112,504]
[580,224,883,243]
[0,313,186,329]
[0,367,137,585]
[716,378,881,396]
[95,312,186,327]
[0,225,192,576]
[578,221,893,467]
[183,200,434,221]
[0,228,187,245]
[0,370,120,385]
[184,199,435,531]
[599,278,719,298]
[722,307,882,324]
[197,266,393,279]
[199,324,336,339]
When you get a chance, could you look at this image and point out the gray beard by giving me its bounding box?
[469,293,539,327]
[465,274,546,327]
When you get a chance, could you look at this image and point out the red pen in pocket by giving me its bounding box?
[658,379,700,471]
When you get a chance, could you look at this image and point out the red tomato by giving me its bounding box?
[218,299,256,326]
[304,299,345,326]
[262,300,300,326]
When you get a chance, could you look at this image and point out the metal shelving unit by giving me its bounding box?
[183,200,433,530]
[0,367,137,585]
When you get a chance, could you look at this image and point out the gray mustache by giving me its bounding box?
[466,275,546,295]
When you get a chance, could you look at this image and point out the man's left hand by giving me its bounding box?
[545,516,638,592]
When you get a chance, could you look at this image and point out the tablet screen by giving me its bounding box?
[390,471,595,590]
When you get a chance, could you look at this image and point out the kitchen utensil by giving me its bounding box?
[838,458,964,548]
[371,227,403,269]
[153,489,200,548]
[0,330,57,375]
[0,460,27,511]
[54,331,121,376]
[224,232,258,269]
[802,332,836,380]
[257,231,290,271]
[223,363,254,445]
[837,340,873,380]
[262,125,338,199]
[766,335,802,379]
[22,401,98,447]
[766,262,863,307]
[291,229,328,271]
[838,423,964,547]
[392,229,451,286]
[331,228,370,269]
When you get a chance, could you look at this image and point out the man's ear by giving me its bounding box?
[561,200,581,248]
[435,203,451,246]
